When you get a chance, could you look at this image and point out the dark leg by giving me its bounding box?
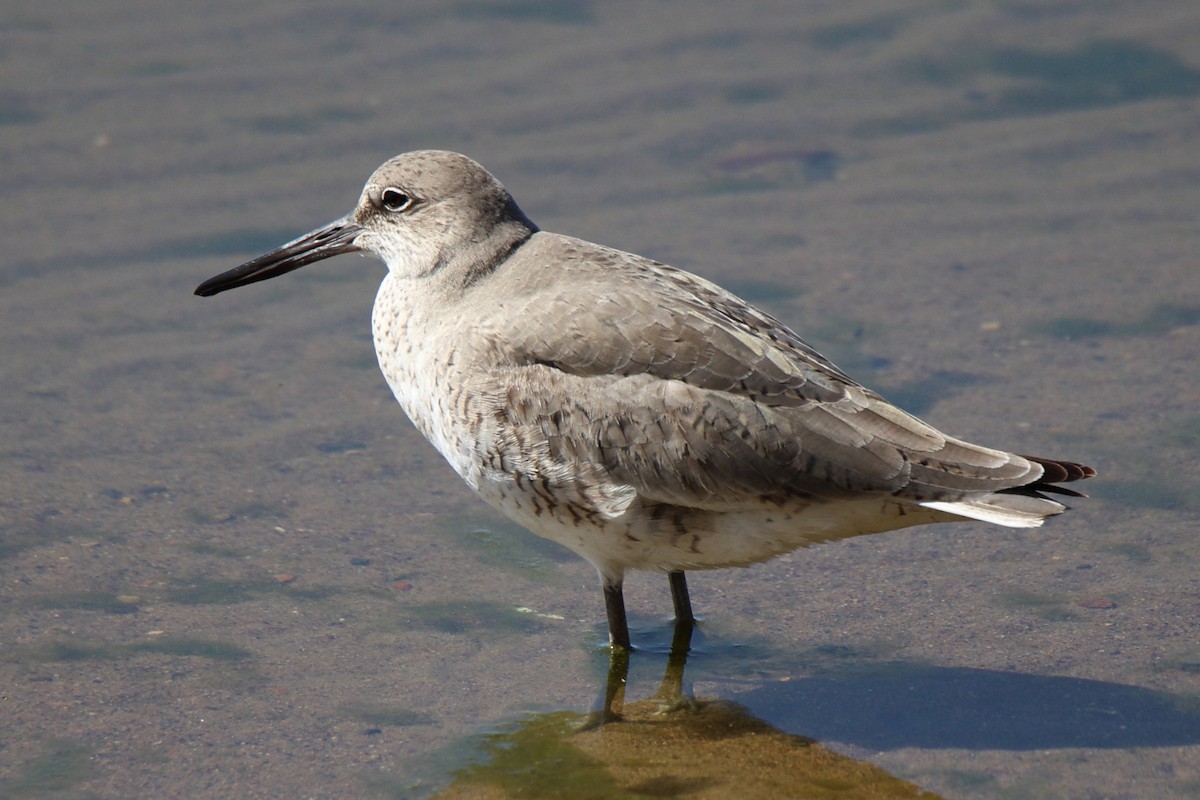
[667,570,694,624]
[584,573,695,728]
[582,576,631,730]
[603,578,631,651]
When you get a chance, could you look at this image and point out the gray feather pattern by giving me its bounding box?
[461,233,1047,516]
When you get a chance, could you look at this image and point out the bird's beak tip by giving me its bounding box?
[194,219,364,297]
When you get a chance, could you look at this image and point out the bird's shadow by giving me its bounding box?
[738,661,1200,751]
[592,619,1200,752]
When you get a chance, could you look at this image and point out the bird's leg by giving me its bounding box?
[580,574,631,729]
[654,578,697,712]
[603,576,631,651]
[667,570,694,625]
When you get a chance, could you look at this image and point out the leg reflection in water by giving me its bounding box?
[583,575,698,729]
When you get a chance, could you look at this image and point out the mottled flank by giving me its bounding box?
[196,150,1094,648]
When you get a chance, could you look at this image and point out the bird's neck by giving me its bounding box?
[449,217,538,293]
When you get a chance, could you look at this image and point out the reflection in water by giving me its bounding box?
[438,703,942,799]
[430,619,942,799]
[407,617,1200,798]
[583,613,699,729]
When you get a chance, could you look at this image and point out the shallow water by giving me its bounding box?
[2,1,1199,797]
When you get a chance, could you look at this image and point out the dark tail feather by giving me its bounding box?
[921,454,1095,528]
[1004,455,1097,500]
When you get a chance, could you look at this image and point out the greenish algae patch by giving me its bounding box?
[0,739,94,798]
[452,712,645,800]
[432,700,942,800]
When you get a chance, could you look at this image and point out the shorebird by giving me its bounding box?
[195,150,1094,651]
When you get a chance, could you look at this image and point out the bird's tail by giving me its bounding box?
[919,456,1096,528]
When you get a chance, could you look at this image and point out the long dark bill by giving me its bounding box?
[194,218,364,297]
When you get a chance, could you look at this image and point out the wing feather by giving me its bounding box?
[463,234,1089,521]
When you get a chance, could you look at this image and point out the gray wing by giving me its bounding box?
[469,237,1047,516]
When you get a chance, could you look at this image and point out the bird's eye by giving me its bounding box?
[381,188,415,212]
